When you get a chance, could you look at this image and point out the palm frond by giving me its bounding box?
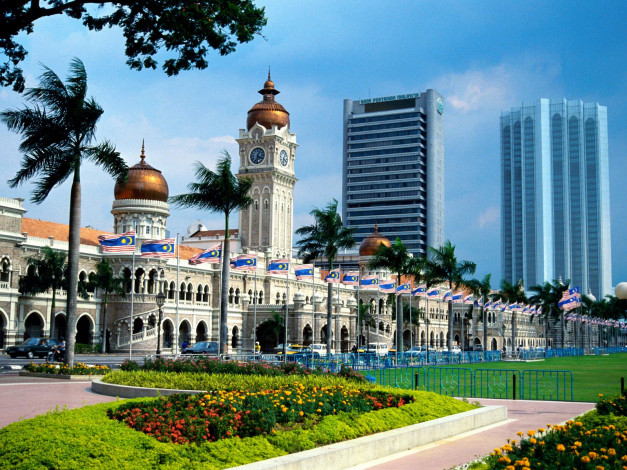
[85,141,127,180]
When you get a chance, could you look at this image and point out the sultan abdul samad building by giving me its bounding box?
[0,76,567,354]
[0,75,408,354]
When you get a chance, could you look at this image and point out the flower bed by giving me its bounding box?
[24,362,110,375]
[107,382,411,445]
[121,357,365,382]
[482,391,627,470]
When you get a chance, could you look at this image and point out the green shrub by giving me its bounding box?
[24,362,109,375]
[595,390,627,416]
[74,342,102,354]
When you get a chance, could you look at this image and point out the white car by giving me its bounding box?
[308,343,328,357]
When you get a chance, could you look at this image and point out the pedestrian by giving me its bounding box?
[181,340,188,353]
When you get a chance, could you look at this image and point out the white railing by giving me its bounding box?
[0,281,9,290]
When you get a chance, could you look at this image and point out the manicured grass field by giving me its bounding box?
[368,353,627,402]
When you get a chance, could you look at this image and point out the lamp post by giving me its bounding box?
[156,291,166,358]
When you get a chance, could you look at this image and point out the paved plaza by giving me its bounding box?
[0,372,595,469]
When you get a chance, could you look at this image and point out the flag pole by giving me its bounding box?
[129,249,135,361]
[336,264,341,353]
[175,233,180,356]
[311,266,315,345]
[252,263,258,354]
[425,293,429,363]
[409,286,413,348]
[283,262,289,357]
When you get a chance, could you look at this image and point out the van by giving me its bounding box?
[366,343,389,356]
[308,343,328,357]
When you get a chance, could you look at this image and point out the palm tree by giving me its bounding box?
[368,237,421,355]
[19,247,66,338]
[422,240,476,350]
[528,280,566,351]
[496,279,528,352]
[87,259,126,353]
[468,273,492,355]
[2,58,127,367]
[295,199,355,355]
[357,302,375,349]
[170,152,252,355]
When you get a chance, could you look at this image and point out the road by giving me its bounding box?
[0,352,166,371]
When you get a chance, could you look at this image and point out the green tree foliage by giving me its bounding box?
[170,151,252,355]
[468,273,492,354]
[422,240,476,350]
[295,199,355,355]
[19,247,66,337]
[1,1,267,92]
[2,58,127,366]
[87,259,126,353]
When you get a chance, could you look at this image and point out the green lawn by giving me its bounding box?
[366,353,627,402]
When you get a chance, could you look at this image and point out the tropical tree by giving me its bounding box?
[170,152,252,355]
[468,273,492,355]
[357,302,375,348]
[368,237,421,354]
[87,259,126,353]
[19,247,66,338]
[2,58,127,366]
[422,240,476,350]
[295,199,355,355]
[496,279,529,351]
[1,0,267,92]
[528,280,564,351]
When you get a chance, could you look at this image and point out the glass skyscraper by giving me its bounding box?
[500,99,612,298]
[342,90,445,257]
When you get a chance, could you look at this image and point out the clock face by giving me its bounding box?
[250,147,265,165]
[437,98,444,115]
[280,149,288,167]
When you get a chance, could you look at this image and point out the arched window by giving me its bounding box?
[235,288,240,305]
[275,292,280,305]
[179,282,186,300]
[229,288,235,304]
[258,290,263,304]
[168,281,175,300]
[203,285,209,303]
[282,292,286,305]
[196,284,203,302]
[0,258,10,283]
[186,283,193,301]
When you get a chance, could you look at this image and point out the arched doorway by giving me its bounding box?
[162,320,173,348]
[302,325,312,346]
[340,326,349,353]
[196,322,208,343]
[439,331,444,348]
[403,329,412,348]
[179,321,191,349]
[133,317,143,335]
[491,338,498,351]
[76,315,93,344]
[24,312,44,338]
[53,313,67,340]
[320,325,329,345]
[420,330,425,346]
[0,311,7,349]
[231,326,240,349]
[256,317,283,353]
[430,330,435,347]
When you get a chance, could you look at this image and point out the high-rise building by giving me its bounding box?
[342,90,445,257]
[500,98,612,298]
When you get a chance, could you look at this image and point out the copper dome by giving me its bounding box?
[114,143,169,202]
[246,72,290,131]
[359,224,391,256]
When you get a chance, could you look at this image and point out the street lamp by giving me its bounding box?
[155,291,166,357]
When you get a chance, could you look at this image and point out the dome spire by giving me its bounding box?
[140,139,146,163]
[247,71,290,130]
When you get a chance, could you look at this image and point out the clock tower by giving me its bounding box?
[237,74,298,257]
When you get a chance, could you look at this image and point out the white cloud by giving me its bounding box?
[478,207,500,228]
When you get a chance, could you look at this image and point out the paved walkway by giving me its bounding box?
[0,373,595,469]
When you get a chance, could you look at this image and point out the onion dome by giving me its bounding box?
[114,142,169,202]
[246,71,290,131]
[359,223,391,256]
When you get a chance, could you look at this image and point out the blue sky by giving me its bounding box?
[1,1,625,289]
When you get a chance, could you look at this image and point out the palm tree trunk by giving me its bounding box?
[100,291,108,354]
[220,213,231,355]
[326,281,332,354]
[482,306,487,356]
[396,274,402,356]
[447,285,453,350]
[49,288,56,338]
[511,311,516,354]
[65,171,81,367]
[560,311,565,349]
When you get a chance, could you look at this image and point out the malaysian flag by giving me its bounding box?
[188,243,221,265]
[268,258,290,275]
[427,287,440,297]
[98,231,136,253]
[463,294,474,305]
[379,281,396,294]
[413,284,427,297]
[294,264,314,280]
[442,290,452,302]
[452,291,464,303]
[342,271,359,286]
[141,239,175,258]
[397,283,411,294]
[492,300,501,310]
[230,254,257,271]
[559,287,581,310]
[501,302,509,312]
[361,275,379,287]
[325,268,340,283]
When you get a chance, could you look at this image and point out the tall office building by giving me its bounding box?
[500,99,612,298]
[342,90,445,257]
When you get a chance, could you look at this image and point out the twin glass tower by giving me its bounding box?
[500,99,612,299]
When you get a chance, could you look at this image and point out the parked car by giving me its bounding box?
[441,346,462,356]
[407,346,427,358]
[6,338,59,359]
[364,343,389,356]
[181,341,218,355]
[308,343,328,357]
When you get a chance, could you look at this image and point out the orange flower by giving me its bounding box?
[581,456,590,463]
[557,444,565,452]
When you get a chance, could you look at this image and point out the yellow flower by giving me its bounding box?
[527,430,535,436]
[529,438,537,444]
[538,427,545,433]
[299,411,304,417]
[595,466,604,470]
[517,431,523,437]
[557,444,565,452]
[589,451,597,459]
[581,456,590,463]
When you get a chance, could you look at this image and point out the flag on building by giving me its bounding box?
[188,243,221,265]
[442,290,452,302]
[343,272,359,286]
[268,258,290,275]
[427,287,440,297]
[361,275,379,287]
[379,281,396,293]
[492,300,501,309]
[452,291,464,303]
[141,238,175,258]
[463,294,474,304]
[230,254,257,271]
[397,283,411,294]
[413,284,427,297]
[325,268,340,283]
[294,264,314,280]
[98,231,136,253]
[501,302,509,312]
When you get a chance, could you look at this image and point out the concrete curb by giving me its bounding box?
[232,405,507,470]
[91,376,207,398]
[19,371,106,381]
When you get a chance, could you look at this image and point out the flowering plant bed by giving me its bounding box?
[23,362,110,375]
[107,382,411,444]
[482,391,627,470]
